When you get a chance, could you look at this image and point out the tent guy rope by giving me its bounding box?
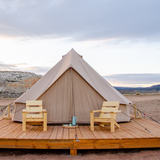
[121,110,151,133]
[130,104,160,124]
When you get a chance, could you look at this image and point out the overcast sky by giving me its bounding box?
[0,0,160,87]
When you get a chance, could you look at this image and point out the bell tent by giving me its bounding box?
[13,49,132,123]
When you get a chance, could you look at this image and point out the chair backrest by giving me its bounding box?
[26,100,43,118]
[99,101,119,119]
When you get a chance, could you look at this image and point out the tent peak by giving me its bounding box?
[62,49,83,58]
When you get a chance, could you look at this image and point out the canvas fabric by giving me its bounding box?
[13,49,132,123]
[13,69,130,123]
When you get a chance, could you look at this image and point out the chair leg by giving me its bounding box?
[111,112,114,132]
[22,112,26,131]
[115,121,120,128]
[90,111,94,131]
[44,112,47,131]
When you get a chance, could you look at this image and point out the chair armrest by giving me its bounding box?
[42,109,47,113]
[104,110,122,113]
[90,110,101,113]
[22,109,26,113]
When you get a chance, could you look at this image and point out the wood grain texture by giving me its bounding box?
[0,119,160,154]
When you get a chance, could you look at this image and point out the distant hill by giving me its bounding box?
[115,84,160,94]
[0,71,159,98]
[0,71,42,98]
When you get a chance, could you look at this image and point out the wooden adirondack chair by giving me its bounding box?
[90,101,121,132]
[22,100,47,131]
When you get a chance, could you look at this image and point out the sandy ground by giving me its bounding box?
[0,149,160,160]
[0,94,160,159]
[126,94,160,122]
[0,99,15,117]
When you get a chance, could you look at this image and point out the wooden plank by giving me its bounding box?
[1,138,160,150]
[79,126,89,139]
[120,122,148,138]
[74,138,160,149]
[63,128,69,140]
[101,108,119,112]
[129,121,155,138]
[35,128,47,139]
[23,126,39,139]
[90,111,94,131]
[26,114,43,118]
[49,126,59,139]
[69,128,75,140]
[111,112,114,132]
[136,119,160,137]
[90,128,102,139]
[120,124,144,138]
[56,126,63,140]
[141,119,160,127]
[94,118,111,122]
[1,119,160,152]
[2,124,21,138]
[123,121,154,138]
[104,125,129,139]
[26,100,42,106]
[43,112,47,131]
[74,139,120,149]
[42,126,53,139]
[83,126,96,139]
[26,107,43,112]
[63,125,78,128]
[0,139,73,149]
[70,149,77,155]
[0,122,10,130]
[76,128,83,139]
[0,123,12,132]
[0,119,9,124]
[98,126,116,139]
[22,112,26,131]
[113,127,134,139]
[138,119,160,132]
[29,126,43,139]
[122,122,150,138]
[119,138,160,148]
[94,126,109,139]
[17,125,34,139]
[0,120,11,129]
[0,122,15,134]
[102,101,119,107]
[6,124,23,139]
[0,123,21,138]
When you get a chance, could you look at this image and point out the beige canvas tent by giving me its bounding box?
[13,49,132,123]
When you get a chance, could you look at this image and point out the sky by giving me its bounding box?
[0,0,160,87]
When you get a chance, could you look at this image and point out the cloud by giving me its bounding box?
[104,74,160,87]
[0,61,50,75]
[0,61,17,70]
[23,66,50,75]
[1,61,160,86]
[0,0,160,42]
[0,62,28,70]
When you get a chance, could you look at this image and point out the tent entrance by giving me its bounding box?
[36,68,105,123]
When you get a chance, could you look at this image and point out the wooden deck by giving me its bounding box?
[0,118,160,155]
